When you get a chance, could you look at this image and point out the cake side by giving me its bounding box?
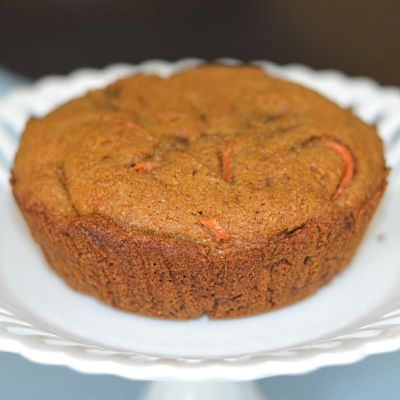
[12,176,386,319]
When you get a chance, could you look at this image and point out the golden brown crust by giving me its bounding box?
[11,65,388,319]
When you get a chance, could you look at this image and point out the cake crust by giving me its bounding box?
[11,65,388,319]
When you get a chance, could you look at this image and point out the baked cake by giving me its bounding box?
[11,65,388,319]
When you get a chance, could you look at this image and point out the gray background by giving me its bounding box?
[1,349,400,399]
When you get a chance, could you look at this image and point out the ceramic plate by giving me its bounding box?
[0,60,400,381]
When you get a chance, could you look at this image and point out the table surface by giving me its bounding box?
[1,66,399,399]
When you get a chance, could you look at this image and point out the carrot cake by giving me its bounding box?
[11,64,388,318]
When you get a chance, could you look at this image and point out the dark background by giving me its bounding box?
[1,0,399,84]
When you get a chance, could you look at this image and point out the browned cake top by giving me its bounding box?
[12,65,386,249]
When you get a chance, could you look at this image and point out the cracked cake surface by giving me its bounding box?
[11,65,388,319]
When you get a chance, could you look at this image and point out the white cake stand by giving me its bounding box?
[0,60,400,400]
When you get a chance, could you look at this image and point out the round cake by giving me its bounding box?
[11,64,388,319]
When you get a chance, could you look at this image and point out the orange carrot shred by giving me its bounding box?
[199,217,229,240]
[132,161,160,171]
[322,140,354,199]
[222,141,233,183]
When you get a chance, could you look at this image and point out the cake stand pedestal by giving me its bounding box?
[141,382,266,400]
[1,60,400,400]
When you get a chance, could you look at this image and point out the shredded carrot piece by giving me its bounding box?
[222,141,233,183]
[322,140,354,199]
[199,217,229,240]
[132,161,160,171]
